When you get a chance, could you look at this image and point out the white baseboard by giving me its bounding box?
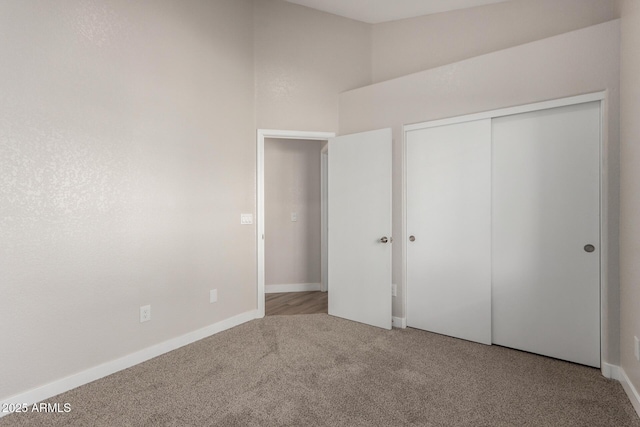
[392,317,407,329]
[265,283,321,293]
[619,367,640,418]
[0,309,259,418]
[602,363,620,380]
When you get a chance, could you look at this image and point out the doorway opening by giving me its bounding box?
[257,130,335,318]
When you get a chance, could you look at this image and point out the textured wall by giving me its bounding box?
[617,0,640,398]
[265,138,324,286]
[339,21,621,367]
[254,0,371,132]
[0,0,255,400]
[372,0,617,83]
[0,0,627,405]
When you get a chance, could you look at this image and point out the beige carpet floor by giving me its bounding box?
[2,314,639,426]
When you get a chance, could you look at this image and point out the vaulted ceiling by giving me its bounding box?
[284,0,512,24]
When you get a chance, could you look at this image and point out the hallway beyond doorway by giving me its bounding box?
[266,291,328,316]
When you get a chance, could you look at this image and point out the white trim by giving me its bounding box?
[0,310,258,418]
[619,367,640,418]
[599,96,607,367]
[258,129,335,140]
[256,130,335,318]
[402,118,408,328]
[602,363,620,380]
[404,92,606,132]
[265,283,321,293]
[392,317,407,329]
[320,147,329,293]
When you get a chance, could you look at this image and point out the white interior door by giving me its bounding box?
[406,120,492,345]
[328,128,392,330]
[492,102,601,367]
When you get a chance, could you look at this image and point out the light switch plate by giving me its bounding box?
[291,212,298,222]
[210,289,218,303]
[241,213,253,225]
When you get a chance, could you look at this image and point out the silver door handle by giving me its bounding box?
[584,244,595,253]
[380,237,389,243]
[409,235,416,242]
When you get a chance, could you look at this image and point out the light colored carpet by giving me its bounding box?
[2,314,639,426]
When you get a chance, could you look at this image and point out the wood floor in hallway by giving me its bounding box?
[265,291,328,316]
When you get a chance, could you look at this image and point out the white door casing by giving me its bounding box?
[321,146,328,293]
[406,119,492,345]
[257,130,335,318]
[328,128,392,330]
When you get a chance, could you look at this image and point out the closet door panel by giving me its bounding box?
[406,119,492,345]
[492,102,601,367]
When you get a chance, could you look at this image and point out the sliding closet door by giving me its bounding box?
[492,102,601,367]
[406,119,492,345]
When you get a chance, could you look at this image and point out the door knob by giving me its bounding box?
[380,237,389,243]
[584,244,595,253]
[409,235,416,242]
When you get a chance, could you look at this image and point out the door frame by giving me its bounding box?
[402,91,609,370]
[256,129,335,318]
[321,144,329,292]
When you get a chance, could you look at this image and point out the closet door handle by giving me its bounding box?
[409,235,416,242]
[584,244,595,253]
[380,237,389,243]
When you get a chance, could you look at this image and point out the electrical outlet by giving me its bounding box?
[240,214,253,225]
[392,283,397,297]
[140,305,151,323]
[210,289,218,303]
[635,336,639,361]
